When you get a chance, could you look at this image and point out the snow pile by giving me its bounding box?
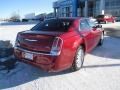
[0,40,13,58]
[0,40,16,73]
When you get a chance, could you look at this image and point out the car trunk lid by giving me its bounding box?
[18,31,63,53]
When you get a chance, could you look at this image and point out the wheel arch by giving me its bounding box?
[74,38,87,55]
[71,38,86,71]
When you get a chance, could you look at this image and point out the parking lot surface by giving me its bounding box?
[0,22,120,90]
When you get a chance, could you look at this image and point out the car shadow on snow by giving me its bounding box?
[91,36,120,59]
[83,36,120,68]
[83,63,120,69]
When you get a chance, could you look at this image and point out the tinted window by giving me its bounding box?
[31,19,73,32]
[80,19,90,30]
[87,19,96,27]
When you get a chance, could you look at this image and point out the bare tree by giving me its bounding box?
[10,12,20,22]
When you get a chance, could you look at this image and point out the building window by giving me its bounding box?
[105,0,120,16]
[66,7,70,17]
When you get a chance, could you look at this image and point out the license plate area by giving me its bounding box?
[23,52,33,60]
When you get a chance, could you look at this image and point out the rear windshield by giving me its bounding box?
[31,19,74,32]
[97,15,104,18]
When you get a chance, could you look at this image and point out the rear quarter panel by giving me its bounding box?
[53,30,83,71]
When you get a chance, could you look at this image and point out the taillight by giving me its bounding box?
[50,37,63,56]
[15,34,20,47]
[15,40,20,47]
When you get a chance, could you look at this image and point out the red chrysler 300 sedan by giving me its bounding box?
[14,17,104,72]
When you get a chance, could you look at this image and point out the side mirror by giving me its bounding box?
[96,24,102,28]
[92,24,102,31]
[92,24,102,28]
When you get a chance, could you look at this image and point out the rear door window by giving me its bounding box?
[79,19,90,30]
[31,19,73,32]
[31,19,59,31]
[86,19,96,28]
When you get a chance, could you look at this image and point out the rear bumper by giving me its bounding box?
[14,47,58,71]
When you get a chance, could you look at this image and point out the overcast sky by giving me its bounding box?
[0,0,57,18]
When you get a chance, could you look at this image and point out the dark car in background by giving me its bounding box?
[14,17,104,72]
[96,14,116,24]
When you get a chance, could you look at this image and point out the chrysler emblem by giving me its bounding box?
[25,39,38,42]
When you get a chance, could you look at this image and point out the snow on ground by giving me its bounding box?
[0,24,35,45]
[0,23,120,90]
[102,22,120,37]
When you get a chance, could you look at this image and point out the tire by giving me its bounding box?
[72,46,85,71]
[98,32,104,46]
